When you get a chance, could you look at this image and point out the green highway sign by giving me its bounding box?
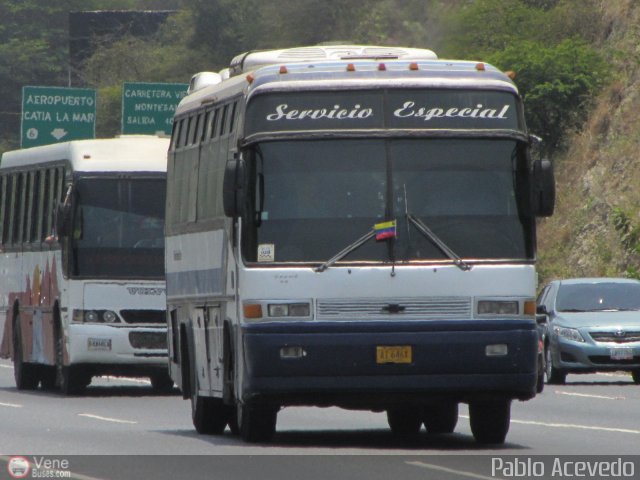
[21,86,96,148]
[122,82,188,135]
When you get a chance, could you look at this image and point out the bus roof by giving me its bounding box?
[0,135,169,173]
[178,53,517,116]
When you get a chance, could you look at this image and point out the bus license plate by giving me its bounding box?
[609,347,633,360]
[376,346,412,364]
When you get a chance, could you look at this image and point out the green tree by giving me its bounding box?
[489,39,609,152]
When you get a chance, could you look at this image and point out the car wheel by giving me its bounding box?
[536,352,545,393]
[632,370,640,385]
[387,407,422,436]
[545,345,566,385]
[469,400,511,444]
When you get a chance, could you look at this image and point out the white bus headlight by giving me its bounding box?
[554,326,585,343]
[73,309,120,323]
[477,300,519,315]
[267,303,311,318]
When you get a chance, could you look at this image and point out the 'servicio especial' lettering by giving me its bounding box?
[266,104,373,121]
[264,102,509,122]
[394,102,509,121]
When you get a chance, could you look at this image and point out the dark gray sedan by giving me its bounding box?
[536,278,640,384]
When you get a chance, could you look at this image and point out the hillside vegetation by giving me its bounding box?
[537,1,640,284]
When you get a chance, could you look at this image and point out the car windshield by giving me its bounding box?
[556,282,640,312]
[241,138,533,264]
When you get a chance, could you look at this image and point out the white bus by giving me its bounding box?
[0,136,171,394]
[165,45,555,444]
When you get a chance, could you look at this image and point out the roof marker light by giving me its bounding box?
[409,62,419,71]
[346,63,356,72]
[378,63,386,71]
[246,73,254,84]
[279,65,288,74]
[505,70,517,80]
[475,62,486,71]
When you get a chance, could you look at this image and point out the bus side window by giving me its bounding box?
[35,170,45,242]
[219,105,229,137]
[178,118,188,148]
[229,101,237,134]
[170,118,182,150]
[13,172,25,245]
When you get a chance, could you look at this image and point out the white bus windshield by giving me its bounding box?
[242,138,533,264]
[71,176,165,278]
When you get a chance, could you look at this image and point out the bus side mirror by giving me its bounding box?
[532,159,555,217]
[223,155,246,218]
[55,202,72,237]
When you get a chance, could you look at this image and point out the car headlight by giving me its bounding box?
[553,326,585,343]
[243,301,312,321]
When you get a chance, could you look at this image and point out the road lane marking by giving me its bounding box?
[0,364,12,369]
[407,461,504,480]
[555,390,625,400]
[0,402,22,408]
[78,413,137,424]
[101,375,151,384]
[461,415,640,435]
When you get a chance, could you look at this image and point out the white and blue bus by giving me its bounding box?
[0,136,170,394]
[165,45,555,444]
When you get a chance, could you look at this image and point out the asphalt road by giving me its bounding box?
[1,358,639,479]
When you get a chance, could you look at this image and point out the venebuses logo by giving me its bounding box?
[7,457,30,479]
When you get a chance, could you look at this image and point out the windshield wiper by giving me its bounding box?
[314,229,376,273]
[406,213,471,271]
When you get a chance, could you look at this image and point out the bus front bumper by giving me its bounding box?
[240,319,538,406]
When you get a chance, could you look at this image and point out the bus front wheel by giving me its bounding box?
[469,400,511,444]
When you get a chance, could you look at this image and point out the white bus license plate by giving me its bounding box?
[376,345,412,364]
[88,338,112,351]
[609,347,633,360]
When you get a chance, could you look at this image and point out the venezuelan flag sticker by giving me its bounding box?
[374,220,397,240]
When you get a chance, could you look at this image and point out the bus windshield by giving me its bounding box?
[70,175,165,278]
[242,138,533,264]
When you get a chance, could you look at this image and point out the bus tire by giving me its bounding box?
[386,407,422,436]
[469,400,511,444]
[423,403,458,434]
[13,316,39,390]
[189,344,228,435]
[150,372,175,393]
[54,323,86,395]
[40,366,57,390]
[237,403,278,443]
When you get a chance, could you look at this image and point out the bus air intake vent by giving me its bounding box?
[316,297,472,319]
[129,331,167,349]
[120,309,166,325]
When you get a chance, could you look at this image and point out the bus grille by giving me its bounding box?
[316,297,472,320]
[129,331,167,350]
[120,309,166,325]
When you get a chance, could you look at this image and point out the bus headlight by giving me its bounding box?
[73,309,121,323]
[477,300,519,315]
[268,303,311,318]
